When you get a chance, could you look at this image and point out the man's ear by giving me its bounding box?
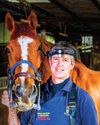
[71,64,75,70]
[70,59,75,70]
[49,58,53,67]
[49,58,51,65]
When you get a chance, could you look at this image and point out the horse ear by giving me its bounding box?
[5,12,15,32]
[28,10,38,29]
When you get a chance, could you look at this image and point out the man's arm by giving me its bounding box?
[2,90,21,125]
[78,89,98,125]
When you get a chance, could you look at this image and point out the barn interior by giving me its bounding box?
[0,0,100,124]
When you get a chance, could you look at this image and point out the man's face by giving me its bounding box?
[49,54,75,80]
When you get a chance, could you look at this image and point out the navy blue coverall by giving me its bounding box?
[18,78,98,125]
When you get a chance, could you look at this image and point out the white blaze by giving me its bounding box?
[18,36,33,84]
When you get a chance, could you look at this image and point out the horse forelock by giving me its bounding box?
[10,23,38,40]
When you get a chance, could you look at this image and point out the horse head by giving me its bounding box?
[5,11,42,111]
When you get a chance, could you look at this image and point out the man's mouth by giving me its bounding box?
[56,69,63,72]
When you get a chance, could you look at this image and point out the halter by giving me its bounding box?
[7,60,41,111]
[8,60,41,79]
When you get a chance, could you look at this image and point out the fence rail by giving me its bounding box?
[0,76,7,90]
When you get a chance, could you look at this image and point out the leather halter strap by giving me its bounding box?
[8,60,41,81]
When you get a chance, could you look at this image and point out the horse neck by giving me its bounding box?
[75,59,100,73]
[38,36,52,83]
[70,59,90,82]
[75,59,89,71]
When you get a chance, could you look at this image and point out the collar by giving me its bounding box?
[45,77,73,93]
[62,78,73,92]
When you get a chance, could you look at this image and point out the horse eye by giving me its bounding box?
[5,47,10,55]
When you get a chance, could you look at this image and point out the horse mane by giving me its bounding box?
[9,22,37,41]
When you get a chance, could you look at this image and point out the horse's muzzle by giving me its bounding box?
[9,81,41,111]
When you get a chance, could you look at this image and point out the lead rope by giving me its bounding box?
[28,81,41,125]
[28,109,34,125]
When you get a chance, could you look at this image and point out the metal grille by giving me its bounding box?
[0,77,7,90]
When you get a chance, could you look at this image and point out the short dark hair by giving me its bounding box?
[48,41,79,59]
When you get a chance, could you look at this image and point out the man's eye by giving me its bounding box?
[53,57,57,60]
[65,59,68,61]
[64,59,70,62]
[52,56,57,59]
[52,57,59,61]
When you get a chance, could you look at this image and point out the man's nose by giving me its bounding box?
[57,58,63,66]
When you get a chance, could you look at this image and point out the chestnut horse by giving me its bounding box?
[4,10,100,124]
[5,11,42,112]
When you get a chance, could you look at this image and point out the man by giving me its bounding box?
[2,41,98,125]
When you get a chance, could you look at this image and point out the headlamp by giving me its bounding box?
[48,46,76,58]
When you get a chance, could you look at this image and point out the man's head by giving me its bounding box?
[48,41,78,83]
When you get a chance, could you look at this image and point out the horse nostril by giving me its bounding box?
[15,85,25,97]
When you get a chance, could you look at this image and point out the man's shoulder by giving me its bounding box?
[76,85,94,103]
[77,86,90,96]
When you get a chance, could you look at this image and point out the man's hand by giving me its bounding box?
[1,90,10,107]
